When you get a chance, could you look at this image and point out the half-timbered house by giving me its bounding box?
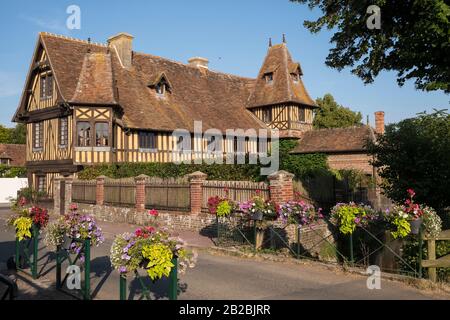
[13,32,320,196]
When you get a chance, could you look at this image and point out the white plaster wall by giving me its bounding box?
[0,178,28,203]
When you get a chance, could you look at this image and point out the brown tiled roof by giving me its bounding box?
[0,144,26,166]
[30,33,267,132]
[290,126,376,154]
[71,52,116,104]
[247,44,317,109]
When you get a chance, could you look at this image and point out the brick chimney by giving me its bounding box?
[188,57,209,69]
[108,32,134,69]
[374,111,385,135]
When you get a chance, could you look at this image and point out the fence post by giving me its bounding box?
[120,275,127,300]
[64,176,73,214]
[53,176,62,215]
[268,170,294,203]
[427,237,437,282]
[187,171,207,215]
[56,245,61,288]
[32,225,38,279]
[135,174,149,213]
[84,239,91,300]
[96,176,106,206]
[168,257,178,300]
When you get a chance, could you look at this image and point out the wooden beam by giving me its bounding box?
[421,255,450,268]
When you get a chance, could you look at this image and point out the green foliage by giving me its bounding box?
[368,110,450,212]
[0,164,27,177]
[13,216,33,241]
[401,238,450,281]
[78,162,263,181]
[0,124,26,144]
[330,204,367,235]
[142,243,174,281]
[389,214,411,239]
[78,144,329,181]
[313,94,363,129]
[216,200,233,218]
[277,139,329,178]
[291,1,450,93]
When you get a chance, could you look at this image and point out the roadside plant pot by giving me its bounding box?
[251,211,263,221]
[62,235,72,251]
[410,217,423,235]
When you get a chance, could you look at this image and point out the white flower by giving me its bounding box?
[268,210,271,213]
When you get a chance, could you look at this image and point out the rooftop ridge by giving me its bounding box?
[308,125,369,132]
[133,51,255,81]
[39,32,108,47]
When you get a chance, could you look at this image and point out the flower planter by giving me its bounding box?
[251,211,263,221]
[62,235,73,251]
[410,217,423,235]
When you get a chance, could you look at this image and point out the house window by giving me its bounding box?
[233,137,245,153]
[59,117,68,147]
[291,73,299,82]
[139,131,157,149]
[264,73,273,84]
[262,108,272,123]
[0,158,10,165]
[298,108,306,122]
[155,83,166,95]
[207,136,216,152]
[36,176,46,193]
[95,122,109,147]
[257,139,268,154]
[77,122,91,147]
[40,74,53,100]
[33,122,43,149]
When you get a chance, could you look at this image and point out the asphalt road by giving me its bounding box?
[0,209,448,300]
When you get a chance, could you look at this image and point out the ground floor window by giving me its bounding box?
[36,175,46,194]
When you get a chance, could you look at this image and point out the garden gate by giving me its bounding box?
[421,229,450,282]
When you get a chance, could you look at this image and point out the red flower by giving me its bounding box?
[407,189,415,198]
[255,189,261,195]
[145,226,155,233]
[148,209,159,217]
[135,228,143,237]
[18,197,27,207]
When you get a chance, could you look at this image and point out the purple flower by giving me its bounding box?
[119,266,127,273]
[121,254,131,261]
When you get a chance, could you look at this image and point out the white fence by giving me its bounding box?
[0,178,28,204]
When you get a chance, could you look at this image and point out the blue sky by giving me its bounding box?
[0,0,448,127]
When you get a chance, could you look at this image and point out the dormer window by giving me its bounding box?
[148,72,172,97]
[264,72,273,84]
[291,73,299,83]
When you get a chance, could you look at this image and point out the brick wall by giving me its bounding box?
[327,153,374,175]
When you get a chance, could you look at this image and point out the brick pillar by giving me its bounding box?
[134,174,148,213]
[188,171,207,215]
[96,176,106,206]
[375,111,385,135]
[268,170,294,203]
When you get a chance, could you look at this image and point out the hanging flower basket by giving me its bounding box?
[409,217,423,235]
[251,211,263,221]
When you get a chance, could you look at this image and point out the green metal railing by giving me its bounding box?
[56,239,91,300]
[15,224,39,279]
[119,257,178,300]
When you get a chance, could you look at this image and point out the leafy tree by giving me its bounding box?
[0,124,26,144]
[291,0,450,92]
[313,94,362,129]
[10,124,26,144]
[368,110,450,211]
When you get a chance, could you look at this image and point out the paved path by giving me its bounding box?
[0,209,448,300]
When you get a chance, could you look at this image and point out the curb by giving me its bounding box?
[205,246,450,295]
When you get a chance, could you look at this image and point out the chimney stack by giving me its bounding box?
[107,32,134,69]
[374,111,385,135]
[188,57,209,70]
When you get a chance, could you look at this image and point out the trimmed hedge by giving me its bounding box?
[0,165,27,178]
[77,140,330,181]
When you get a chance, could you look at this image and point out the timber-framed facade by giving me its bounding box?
[13,32,320,197]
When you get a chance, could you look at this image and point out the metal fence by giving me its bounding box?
[72,180,96,204]
[202,180,270,213]
[104,178,136,206]
[145,177,190,212]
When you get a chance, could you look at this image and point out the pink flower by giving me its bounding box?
[407,189,415,198]
[18,197,27,207]
[70,203,78,211]
[148,209,159,217]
